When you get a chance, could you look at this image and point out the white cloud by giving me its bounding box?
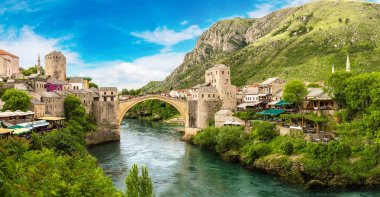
[0,0,41,15]
[247,0,313,18]
[180,20,188,25]
[131,25,205,52]
[76,52,186,89]
[0,25,82,68]
[248,4,275,18]
[0,24,185,89]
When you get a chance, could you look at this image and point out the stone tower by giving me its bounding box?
[45,51,66,81]
[205,64,237,110]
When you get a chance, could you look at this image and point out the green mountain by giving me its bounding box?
[143,0,380,91]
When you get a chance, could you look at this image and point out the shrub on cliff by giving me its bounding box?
[251,121,278,141]
[241,143,271,165]
[281,141,294,155]
[193,127,219,149]
[215,127,246,154]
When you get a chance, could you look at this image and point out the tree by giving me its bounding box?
[283,80,307,111]
[125,164,153,197]
[1,89,31,111]
[64,95,86,120]
[89,82,99,89]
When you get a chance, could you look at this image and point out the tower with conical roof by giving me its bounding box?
[346,54,351,72]
[35,53,43,76]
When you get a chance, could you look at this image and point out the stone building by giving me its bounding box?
[30,98,45,118]
[205,64,237,110]
[38,91,65,117]
[66,89,94,113]
[214,109,244,127]
[45,51,66,81]
[69,77,89,90]
[0,49,19,78]
[46,76,71,91]
[188,85,221,129]
[99,87,118,101]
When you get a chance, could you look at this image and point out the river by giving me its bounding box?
[88,119,380,197]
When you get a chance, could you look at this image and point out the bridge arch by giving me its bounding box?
[117,95,188,126]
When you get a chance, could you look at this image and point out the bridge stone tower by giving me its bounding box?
[87,87,120,145]
[45,51,66,81]
[205,64,237,110]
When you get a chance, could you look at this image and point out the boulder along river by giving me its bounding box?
[89,119,380,197]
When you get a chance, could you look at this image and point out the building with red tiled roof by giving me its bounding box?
[0,49,20,78]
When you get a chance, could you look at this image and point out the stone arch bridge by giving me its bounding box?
[117,94,189,128]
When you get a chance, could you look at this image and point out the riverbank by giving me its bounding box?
[191,123,380,190]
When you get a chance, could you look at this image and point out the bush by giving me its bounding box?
[215,127,246,153]
[281,141,294,155]
[241,143,271,165]
[193,127,219,149]
[251,121,278,141]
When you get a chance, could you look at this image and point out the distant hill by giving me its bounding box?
[143,0,380,92]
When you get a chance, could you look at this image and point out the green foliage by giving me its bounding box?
[125,164,153,197]
[89,82,99,89]
[64,95,96,132]
[22,66,38,76]
[193,127,218,149]
[215,127,246,153]
[307,83,321,88]
[234,110,256,121]
[126,100,180,121]
[122,88,142,96]
[251,121,278,141]
[1,89,32,111]
[281,141,294,155]
[0,138,118,196]
[283,80,307,110]
[241,143,271,165]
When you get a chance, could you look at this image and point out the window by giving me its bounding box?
[202,94,204,98]
[111,92,114,95]
[111,97,114,101]
[222,71,224,74]
[104,92,106,95]
[208,94,210,98]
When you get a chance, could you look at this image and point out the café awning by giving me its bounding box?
[274,100,292,106]
[258,109,285,116]
[12,128,31,136]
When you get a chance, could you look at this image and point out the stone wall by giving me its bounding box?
[89,100,120,145]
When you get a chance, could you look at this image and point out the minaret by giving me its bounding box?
[37,53,41,67]
[35,53,42,76]
[346,54,351,72]
[332,64,335,74]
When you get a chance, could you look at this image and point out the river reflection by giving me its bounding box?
[88,119,380,197]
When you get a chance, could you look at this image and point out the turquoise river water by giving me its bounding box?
[88,119,380,197]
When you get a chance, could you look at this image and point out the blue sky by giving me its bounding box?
[0,0,378,89]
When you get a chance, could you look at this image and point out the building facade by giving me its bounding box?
[45,51,66,81]
[205,64,237,110]
[0,49,19,78]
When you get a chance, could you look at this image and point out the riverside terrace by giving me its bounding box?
[0,111,65,139]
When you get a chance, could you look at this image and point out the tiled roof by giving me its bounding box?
[306,88,331,99]
[68,77,84,83]
[0,49,18,58]
[194,86,218,93]
[244,87,259,95]
[207,64,228,71]
[31,98,44,105]
[46,51,64,56]
[99,87,118,91]
[39,91,60,98]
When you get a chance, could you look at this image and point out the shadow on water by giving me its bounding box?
[89,119,380,197]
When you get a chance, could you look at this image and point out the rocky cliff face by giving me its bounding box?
[143,0,380,91]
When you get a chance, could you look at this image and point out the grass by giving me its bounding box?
[146,0,380,91]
